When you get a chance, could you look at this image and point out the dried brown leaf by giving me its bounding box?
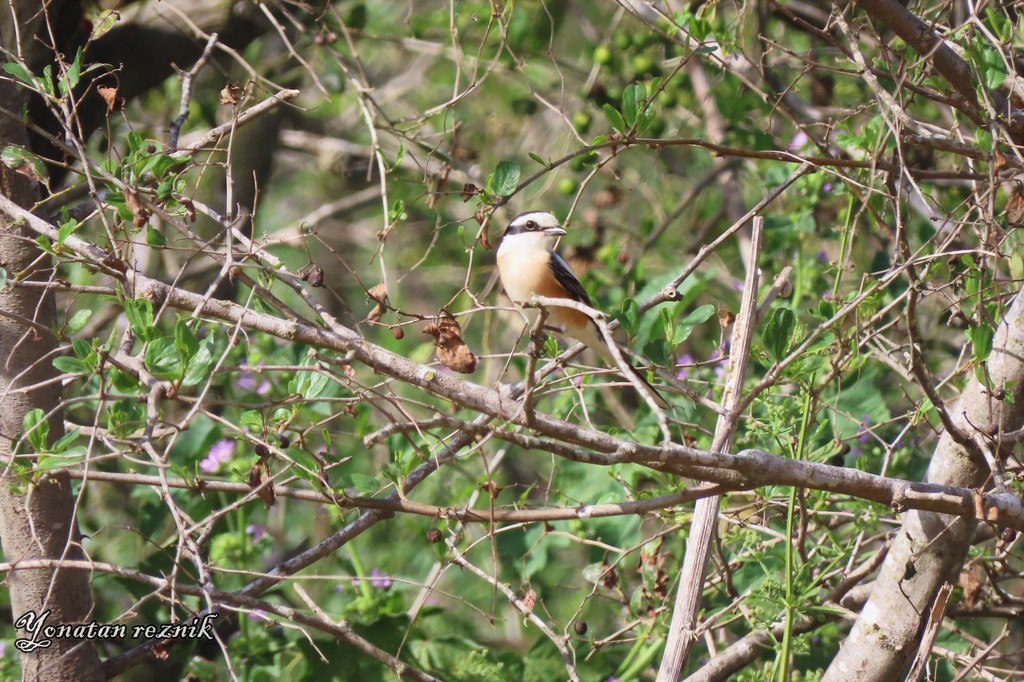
[1006,186,1024,224]
[958,564,985,608]
[97,85,123,112]
[994,150,1007,173]
[247,461,275,509]
[124,189,150,227]
[220,82,242,105]
[719,308,735,329]
[423,310,478,373]
[366,283,388,323]
[521,589,537,612]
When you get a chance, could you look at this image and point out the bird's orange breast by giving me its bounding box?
[498,251,591,332]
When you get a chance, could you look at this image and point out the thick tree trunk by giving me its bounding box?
[0,6,104,681]
[823,287,1024,679]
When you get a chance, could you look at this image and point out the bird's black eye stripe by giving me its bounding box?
[525,220,538,230]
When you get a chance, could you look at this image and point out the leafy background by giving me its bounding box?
[0,1,1022,681]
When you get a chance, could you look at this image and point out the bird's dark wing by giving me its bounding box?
[548,250,593,307]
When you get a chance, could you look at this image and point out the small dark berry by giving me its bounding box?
[426,528,442,543]
[255,443,270,458]
[573,621,588,635]
[308,266,325,287]
[277,433,291,449]
[393,328,405,339]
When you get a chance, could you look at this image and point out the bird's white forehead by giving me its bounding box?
[510,211,560,228]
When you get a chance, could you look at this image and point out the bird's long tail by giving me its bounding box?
[580,325,670,409]
[623,361,670,409]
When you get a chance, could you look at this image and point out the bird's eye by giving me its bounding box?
[525,220,538,230]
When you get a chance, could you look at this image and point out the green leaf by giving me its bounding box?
[36,454,84,472]
[53,356,90,374]
[50,428,80,454]
[291,356,330,399]
[3,61,34,86]
[174,317,199,364]
[544,336,559,358]
[40,64,55,97]
[127,130,143,153]
[66,47,83,89]
[23,408,48,453]
[969,324,994,362]
[982,47,1007,89]
[182,338,215,388]
[241,410,265,432]
[622,83,644,127]
[65,309,92,335]
[57,218,78,244]
[528,151,548,167]
[107,399,144,438]
[642,338,672,366]
[491,160,520,197]
[763,308,796,362]
[804,331,836,355]
[124,298,156,342]
[388,143,404,171]
[287,448,321,479]
[2,146,49,186]
[71,337,92,359]
[347,473,380,495]
[673,303,716,345]
[603,104,627,134]
[617,298,640,335]
[144,337,184,380]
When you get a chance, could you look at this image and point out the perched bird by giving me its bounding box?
[497,211,668,408]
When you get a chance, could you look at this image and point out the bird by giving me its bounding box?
[496,211,669,408]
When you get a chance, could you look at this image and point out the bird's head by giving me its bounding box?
[500,211,567,251]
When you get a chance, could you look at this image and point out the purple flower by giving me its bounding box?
[246,524,266,541]
[676,353,695,380]
[823,182,833,192]
[0,640,5,657]
[237,362,270,394]
[246,609,268,622]
[816,250,828,263]
[370,568,392,589]
[788,131,809,152]
[708,349,727,378]
[823,291,833,301]
[354,568,393,589]
[200,439,235,473]
[857,416,872,443]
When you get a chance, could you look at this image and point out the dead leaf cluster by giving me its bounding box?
[423,310,478,374]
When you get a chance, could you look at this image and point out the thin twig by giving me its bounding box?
[168,32,219,148]
[446,539,581,682]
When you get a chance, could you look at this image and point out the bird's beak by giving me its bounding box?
[543,226,567,237]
